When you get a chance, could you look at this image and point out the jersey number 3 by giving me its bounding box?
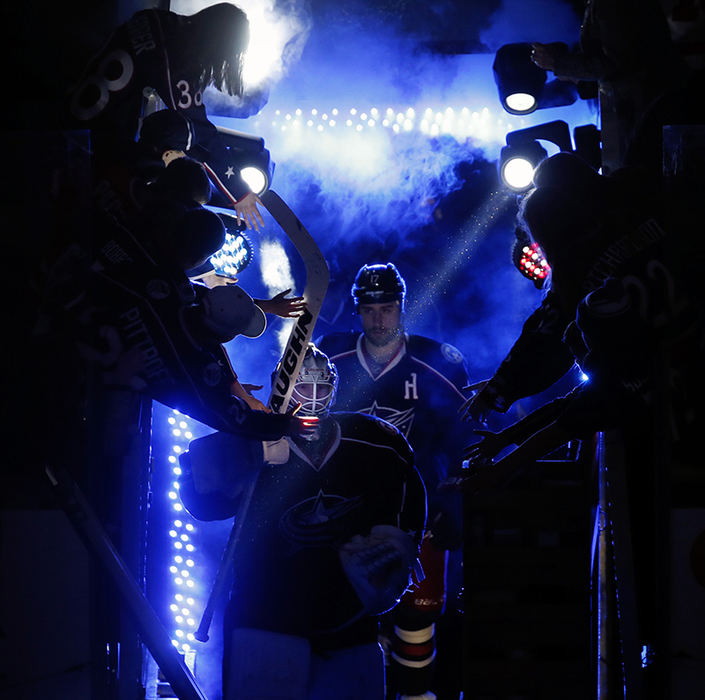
[175,80,203,109]
[71,49,135,121]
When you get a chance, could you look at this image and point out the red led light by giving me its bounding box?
[514,236,550,287]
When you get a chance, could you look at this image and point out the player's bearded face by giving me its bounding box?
[359,302,403,347]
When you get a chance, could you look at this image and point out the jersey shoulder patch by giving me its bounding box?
[440,342,464,364]
[406,335,468,388]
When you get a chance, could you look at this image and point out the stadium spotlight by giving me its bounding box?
[499,120,573,191]
[186,212,254,282]
[213,126,275,198]
[493,42,578,115]
[240,166,268,196]
[500,141,548,191]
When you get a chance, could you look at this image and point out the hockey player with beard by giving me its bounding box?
[317,263,470,700]
[178,344,427,700]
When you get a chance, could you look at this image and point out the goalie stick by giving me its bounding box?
[195,189,329,642]
[261,189,330,413]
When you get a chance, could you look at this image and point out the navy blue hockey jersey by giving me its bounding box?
[317,332,469,498]
[179,412,427,641]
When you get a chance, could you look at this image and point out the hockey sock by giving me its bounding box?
[389,622,436,697]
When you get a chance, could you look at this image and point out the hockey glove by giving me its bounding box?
[339,525,420,615]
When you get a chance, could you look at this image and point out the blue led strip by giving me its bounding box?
[165,409,200,654]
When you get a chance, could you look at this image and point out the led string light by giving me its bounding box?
[165,409,201,655]
[260,105,526,144]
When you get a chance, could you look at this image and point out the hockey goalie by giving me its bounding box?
[178,344,427,700]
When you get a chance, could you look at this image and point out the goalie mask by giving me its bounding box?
[289,344,338,417]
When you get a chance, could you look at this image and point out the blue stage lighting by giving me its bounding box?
[156,407,212,656]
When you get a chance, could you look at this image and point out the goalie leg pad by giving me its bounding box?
[224,627,310,700]
[308,642,385,700]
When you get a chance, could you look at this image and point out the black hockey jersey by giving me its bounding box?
[317,332,469,496]
[178,412,427,642]
[476,211,694,414]
[480,208,704,457]
[476,291,576,413]
[68,9,249,202]
[69,207,293,441]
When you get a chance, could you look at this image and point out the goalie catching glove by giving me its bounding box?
[339,525,422,615]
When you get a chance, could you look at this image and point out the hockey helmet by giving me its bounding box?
[351,263,406,311]
[290,343,338,417]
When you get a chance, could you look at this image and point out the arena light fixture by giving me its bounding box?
[500,141,548,191]
[186,211,254,282]
[512,227,551,287]
[214,126,276,197]
[209,213,254,279]
[493,43,545,115]
[493,42,578,115]
[499,120,573,191]
[240,166,268,195]
[236,146,274,196]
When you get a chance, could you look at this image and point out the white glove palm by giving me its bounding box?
[339,525,419,615]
